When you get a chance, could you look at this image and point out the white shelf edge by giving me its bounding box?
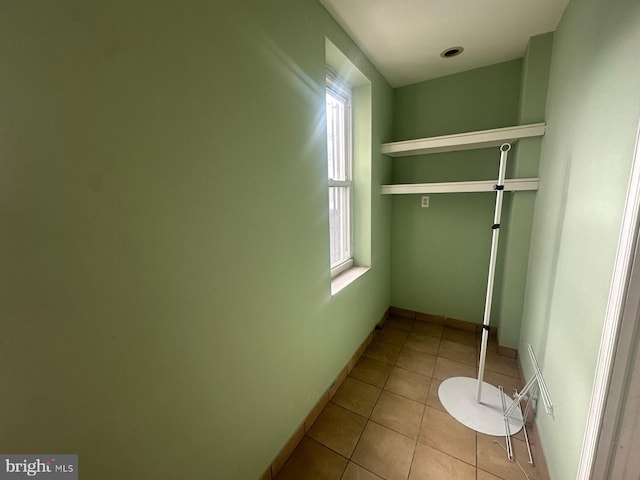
[381,123,546,157]
[380,178,539,195]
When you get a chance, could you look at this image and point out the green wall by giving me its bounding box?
[0,1,393,478]
[496,33,554,347]
[4,0,638,478]
[519,0,640,478]
[390,60,525,329]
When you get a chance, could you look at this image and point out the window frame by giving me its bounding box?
[326,69,354,278]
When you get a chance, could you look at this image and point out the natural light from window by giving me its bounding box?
[326,72,353,276]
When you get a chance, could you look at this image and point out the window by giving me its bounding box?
[325,38,372,295]
[326,71,353,277]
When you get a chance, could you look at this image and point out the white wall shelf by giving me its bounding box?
[380,123,546,157]
[381,178,539,195]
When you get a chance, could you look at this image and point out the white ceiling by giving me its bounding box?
[319,0,569,87]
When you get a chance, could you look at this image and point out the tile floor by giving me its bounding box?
[274,315,549,480]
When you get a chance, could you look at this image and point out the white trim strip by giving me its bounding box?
[380,178,539,195]
[330,258,354,279]
[329,179,352,187]
[577,119,640,479]
[330,266,370,296]
[380,123,546,157]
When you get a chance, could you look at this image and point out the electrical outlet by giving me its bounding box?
[421,196,430,208]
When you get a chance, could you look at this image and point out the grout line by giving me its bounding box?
[272,308,551,479]
[406,433,420,480]
[349,419,369,456]
[475,430,478,478]
[366,417,419,444]
[491,440,533,479]
[348,455,386,480]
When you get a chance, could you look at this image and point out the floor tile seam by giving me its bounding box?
[418,405,450,443]
[345,373,388,390]
[303,435,351,463]
[382,326,412,336]
[381,324,412,334]
[404,345,441,357]
[350,419,418,478]
[476,466,510,480]
[338,413,370,463]
[303,411,367,461]
[381,384,429,406]
[375,331,409,348]
[340,459,382,480]
[383,386,429,405]
[301,433,351,465]
[475,422,479,476]
[396,352,437,377]
[413,333,444,342]
[424,383,445,411]
[408,326,444,338]
[389,363,433,380]
[406,433,421,480]
[400,344,437,354]
[327,400,370,422]
[366,416,422,443]
[331,389,381,419]
[483,354,521,365]
[441,335,477,344]
[370,337,404,349]
[444,352,479,363]
[435,354,480,369]
[441,349,478,360]
[328,423,500,480]
[362,340,403,363]
[497,435,529,447]
[379,372,392,393]
[344,375,385,393]
[483,367,521,379]
[478,434,541,476]
[478,441,535,480]
[376,341,406,348]
[396,366,436,378]
[360,353,398,368]
[400,343,440,356]
[413,433,478,470]
[437,353,477,367]
[370,385,384,419]
[442,338,478,349]
[440,342,477,353]
[417,402,430,430]
[348,456,397,480]
[474,425,478,471]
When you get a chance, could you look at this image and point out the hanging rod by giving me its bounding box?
[380,178,539,195]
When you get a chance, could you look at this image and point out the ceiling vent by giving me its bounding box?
[440,46,464,58]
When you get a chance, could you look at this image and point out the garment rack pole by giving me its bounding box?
[438,143,524,438]
[477,143,510,402]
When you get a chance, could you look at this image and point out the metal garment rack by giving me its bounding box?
[438,144,526,440]
[501,344,554,463]
[477,143,511,403]
[438,144,553,467]
[380,130,552,463]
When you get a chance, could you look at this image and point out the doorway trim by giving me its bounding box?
[576,120,640,479]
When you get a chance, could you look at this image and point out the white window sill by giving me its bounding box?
[331,266,371,296]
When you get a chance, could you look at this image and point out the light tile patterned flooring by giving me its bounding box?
[275,315,549,480]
